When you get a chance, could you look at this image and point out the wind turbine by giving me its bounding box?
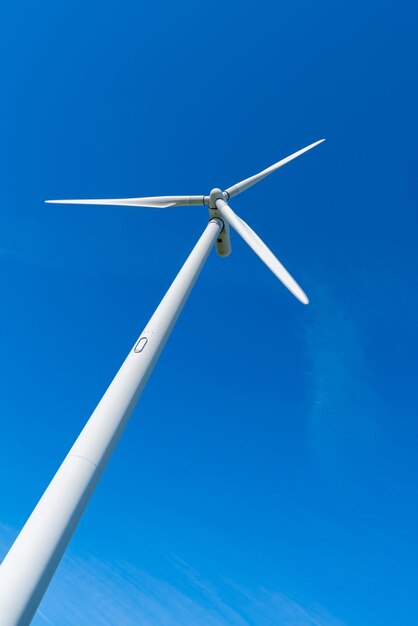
[0,138,325,626]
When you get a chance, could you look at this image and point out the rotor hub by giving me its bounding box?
[208,188,226,209]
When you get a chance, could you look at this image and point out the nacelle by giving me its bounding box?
[215,218,231,256]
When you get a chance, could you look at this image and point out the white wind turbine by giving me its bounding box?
[0,138,325,626]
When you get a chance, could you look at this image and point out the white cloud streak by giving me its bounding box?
[0,524,343,626]
[305,287,380,466]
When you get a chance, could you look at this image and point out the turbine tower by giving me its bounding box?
[0,138,325,626]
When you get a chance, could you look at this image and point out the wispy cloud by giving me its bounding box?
[0,524,343,626]
[305,286,380,466]
[0,247,23,262]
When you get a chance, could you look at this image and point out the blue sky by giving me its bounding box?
[0,0,417,624]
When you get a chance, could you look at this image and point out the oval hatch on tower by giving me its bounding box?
[134,337,148,353]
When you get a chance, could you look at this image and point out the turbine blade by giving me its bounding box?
[45,195,206,208]
[216,200,309,304]
[224,139,325,199]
